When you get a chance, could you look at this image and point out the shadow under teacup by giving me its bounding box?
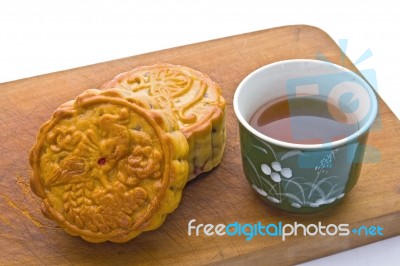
[233,59,378,213]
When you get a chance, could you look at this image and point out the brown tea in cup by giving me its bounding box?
[249,96,359,145]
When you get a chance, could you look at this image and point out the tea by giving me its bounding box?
[249,96,359,144]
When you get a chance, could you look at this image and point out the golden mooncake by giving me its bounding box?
[102,64,226,180]
[29,88,189,243]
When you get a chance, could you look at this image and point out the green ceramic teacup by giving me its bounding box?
[233,60,378,213]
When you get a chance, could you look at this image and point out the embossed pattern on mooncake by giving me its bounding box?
[29,89,189,243]
[102,64,226,179]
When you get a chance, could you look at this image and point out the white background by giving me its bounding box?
[1,0,399,265]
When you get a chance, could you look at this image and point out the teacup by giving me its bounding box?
[233,59,378,213]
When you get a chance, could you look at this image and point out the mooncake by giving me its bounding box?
[29,88,189,243]
[102,64,226,180]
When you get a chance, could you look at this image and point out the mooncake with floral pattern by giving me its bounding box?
[29,88,189,243]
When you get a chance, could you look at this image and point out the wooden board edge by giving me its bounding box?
[213,211,400,265]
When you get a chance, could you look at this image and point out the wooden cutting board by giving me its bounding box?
[0,25,399,265]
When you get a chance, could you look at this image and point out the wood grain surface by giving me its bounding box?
[0,25,399,265]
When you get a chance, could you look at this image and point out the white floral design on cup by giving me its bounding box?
[251,184,267,196]
[246,139,346,209]
[261,162,292,183]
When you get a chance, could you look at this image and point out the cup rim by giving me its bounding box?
[233,59,378,150]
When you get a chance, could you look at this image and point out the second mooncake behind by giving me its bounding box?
[102,64,226,180]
